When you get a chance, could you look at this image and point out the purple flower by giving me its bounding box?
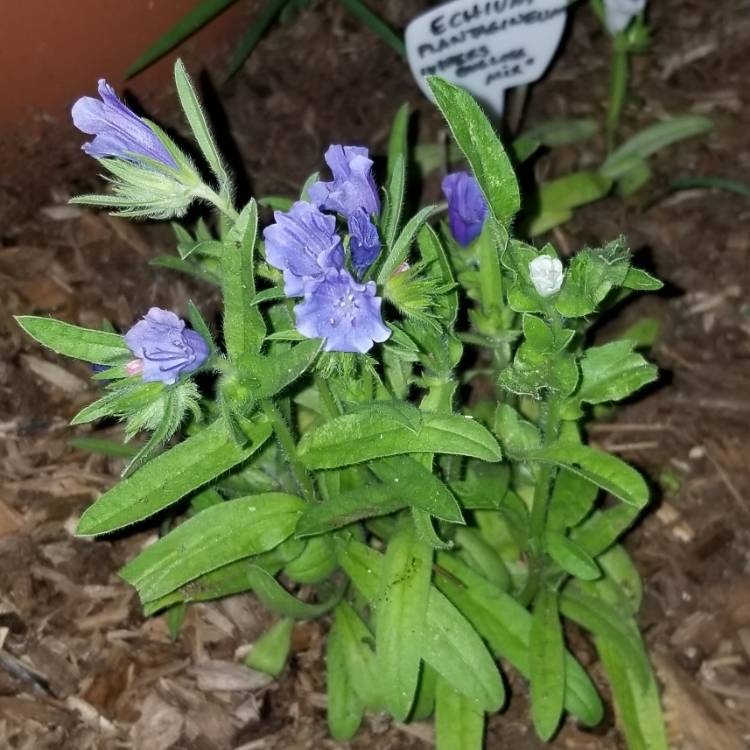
[263,201,344,297]
[348,208,381,275]
[309,145,380,219]
[441,171,489,247]
[72,79,176,168]
[295,269,391,354]
[124,308,209,385]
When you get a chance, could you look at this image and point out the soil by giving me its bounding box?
[1,0,749,749]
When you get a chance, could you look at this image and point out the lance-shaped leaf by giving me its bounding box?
[120,493,303,603]
[596,634,669,750]
[427,76,520,228]
[338,539,505,712]
[15,316,130,364]
[326,621,365,741]
[574,340,658,405]
[435,675,485,750]
[174,59,231,190]
[530,587,565,740]
[244,565,342,619]
[546,533,602,581]
[434,554,604,727]
[375,523,432,720]
[222,199,265,367]
[245,617,294,677]
[521,441,648,509]
[76,416,272,535]
[298,409,501,469]
[335,602,384,711]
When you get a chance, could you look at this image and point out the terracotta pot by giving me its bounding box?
[0,0,245,130]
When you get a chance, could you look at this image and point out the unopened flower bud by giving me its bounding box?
[529,256,564,297]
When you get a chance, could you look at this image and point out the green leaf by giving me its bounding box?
[174,59,230,189]
[427,77,520,228]
[435,675,484,750]
[601,115,713,178]
[222,199,265,367]
[326,621,365,741]
[574,340,658,406]
[283,536,337,584]
[126,0,238,78]
[76,416,272,535]
[571,504,641,557]
[245,618,294,677]
[382,154,405,250]
[338,539,504,712]
[69,436,137,459]
[475,219,505,317]
[494,403,541,455]
[375,523,432,720]
[71,381,164,425]
[334,602,383,710]
[337,0,406,57]
[546,532,601,580]
[522,118,599,148]
[412,663,438,721]
[370,456,464,523]
[434,554,604,727]
[248,339,322,400]
[525,171,612,236]
[454,527,511,591]
[421,587,505,712]
[295,484,405,537]
[669,175,750,199]
[16,316,130,364]
[622,267,663,291]
[187,299,216,354]
[530,588,565,740]
[616,157,652,197]
[387,103,410,183]
[555,241,631,318]
[245,565,342,618]
[377,205,436,283]
[120,493,303,602]
[499,343,579,398]
[597,636,669,750]
[227,0,291,76]
[559,587,648,685]
[548,470,599,530]
[298,408,502,469]
[418,223,458,325]
[523,441,649,509]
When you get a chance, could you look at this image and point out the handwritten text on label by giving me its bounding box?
[405,0,568,116]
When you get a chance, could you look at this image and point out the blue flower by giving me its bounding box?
[263,201,344,297]
[72,80,177,168]
[309,145,380,219]
[295,269,391,354]
[441,171,488,247]
[124,308,209,385]
[348,208,381,275]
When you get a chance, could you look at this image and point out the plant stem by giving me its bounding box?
[260,398,315,501]
[197,184,240,222]
[530,396,561,540]
[606,37,629,153]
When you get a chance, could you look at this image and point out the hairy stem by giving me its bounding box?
[261,398,315,501]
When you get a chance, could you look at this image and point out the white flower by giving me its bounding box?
[603,0,646,35]
[529,256,564,297]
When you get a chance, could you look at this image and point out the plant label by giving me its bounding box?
[405,0,568,116]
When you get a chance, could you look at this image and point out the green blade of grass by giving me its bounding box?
[337,0,405,57]
[227,0,293,77]
[126,0,240,78]
[670,176,750,199]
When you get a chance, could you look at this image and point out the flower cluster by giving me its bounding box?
[263,145,390,354]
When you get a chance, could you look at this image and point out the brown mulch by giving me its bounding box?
[1,0,749,748]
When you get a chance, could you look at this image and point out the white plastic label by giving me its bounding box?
[405,0,568,116]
